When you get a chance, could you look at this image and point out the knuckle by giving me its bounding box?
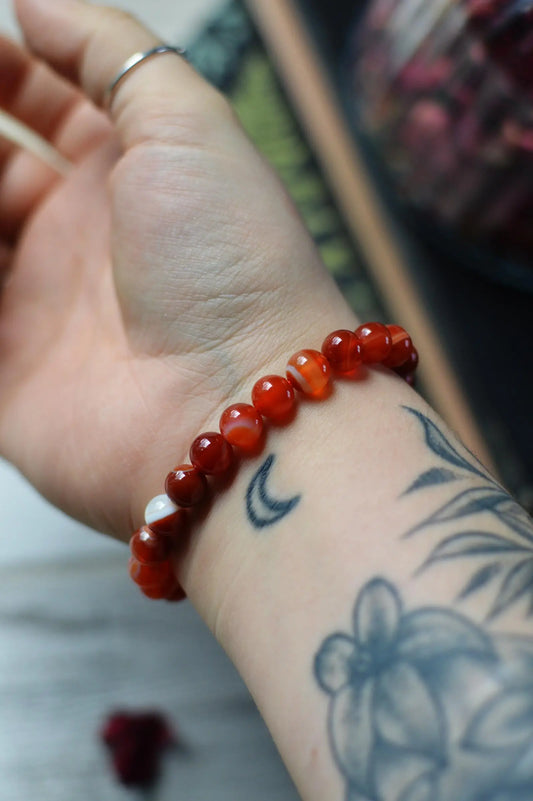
[94,5,140,30]
[115,86,239,149]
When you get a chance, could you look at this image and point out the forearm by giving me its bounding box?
[176,358,532,801]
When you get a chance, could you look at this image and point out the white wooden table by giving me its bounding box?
[0,2,299,798]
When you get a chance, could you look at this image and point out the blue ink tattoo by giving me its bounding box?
[314,577,533,801]
[403,406,533,620]
[246,454,301,529]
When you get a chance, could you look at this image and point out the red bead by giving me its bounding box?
[322,330,363,374]
[219,403,264,452]
[165,464,207,507]
[393,347,419,377]
[130,525,171,565]
[190,432,234,475]
[128,557,174,589]
[166,584,187,603]
[140,581,178,600]
[286,349,332,397]
[355,322,392,363]
[251,375,296,423]
[146,504,189,540]
[382,324,413,368]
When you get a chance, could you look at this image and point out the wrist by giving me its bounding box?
[130,318,419,619]
[123,312,427,801]
[125,269,358,542]
[179,366,417,628]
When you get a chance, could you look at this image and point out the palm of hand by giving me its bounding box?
[0,118,296,537]
[0,133,164,536]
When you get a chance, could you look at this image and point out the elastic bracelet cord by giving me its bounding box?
[128,322,419,601]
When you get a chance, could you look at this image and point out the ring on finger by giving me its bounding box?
[103,44,187,110]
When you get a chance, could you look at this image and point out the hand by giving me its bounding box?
[0,0,354,539]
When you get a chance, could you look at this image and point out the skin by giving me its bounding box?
[2,3,531,801]
[0,0,351,537]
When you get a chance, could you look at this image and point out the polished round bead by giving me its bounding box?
[140,581,179,600]
[165,464,207,507]
[383,324,413,368]
[128,556,173,589]
[322,330,363,374]
[144,494,187,537]
[394,346,419,378]
[251,375,296,423]
[219,403,264,452]
[286,349,332,397]
[130,525,171,565]
[166,584,187,603]
[355,322,392,363]
[190,432,234,475]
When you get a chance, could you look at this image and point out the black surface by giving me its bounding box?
[292,0,533,507]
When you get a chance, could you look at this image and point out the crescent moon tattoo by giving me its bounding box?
[246,454,301,529]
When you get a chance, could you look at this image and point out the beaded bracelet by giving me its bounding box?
[128,322,418,601]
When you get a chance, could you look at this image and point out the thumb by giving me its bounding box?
[15,0,230,148]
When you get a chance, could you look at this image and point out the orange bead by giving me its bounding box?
[219,403,264,452]
[286,349,332,397]
[383,325,413,368]
[322,330,362,374]
[355,322,392,363]
[130,525,171,565]
[251,375,296,423]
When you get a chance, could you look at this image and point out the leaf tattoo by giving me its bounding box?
[403,407,492,485]
[405,487,513,537]
[404,467,460,494]
[425,532,530,562]
[404,407,533,619]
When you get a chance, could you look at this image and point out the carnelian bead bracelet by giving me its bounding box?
[127,322,418,601]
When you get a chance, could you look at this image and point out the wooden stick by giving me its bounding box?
[245,0,497,474]
[0,110,71,176]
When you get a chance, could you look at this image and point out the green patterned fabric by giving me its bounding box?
[188,0,384,322]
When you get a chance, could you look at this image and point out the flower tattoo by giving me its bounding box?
[314,578,533,801]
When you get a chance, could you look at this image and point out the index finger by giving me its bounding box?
[15,0,230,148]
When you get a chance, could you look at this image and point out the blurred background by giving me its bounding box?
[1,0,532,798]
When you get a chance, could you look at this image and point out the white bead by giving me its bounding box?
[145,494,178,525]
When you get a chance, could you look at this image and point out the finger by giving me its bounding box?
[0,240,12,281]
[16,0,231,149]
[0,149,59,241]
[0,34,111,161]
[0,32,114,241]
[0,122,56,241]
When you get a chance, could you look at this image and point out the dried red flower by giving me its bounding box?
[101,710,174,787]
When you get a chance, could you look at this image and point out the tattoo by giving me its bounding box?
[246,454,301,529]
[314,577,533,801]
[403,407,533,620]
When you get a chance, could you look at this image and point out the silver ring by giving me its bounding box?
[103,45,187,110]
